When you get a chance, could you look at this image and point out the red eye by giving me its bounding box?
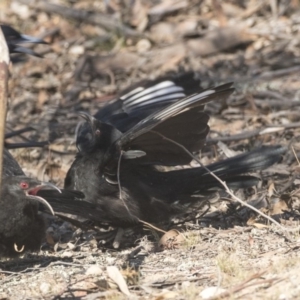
[95,129,101,136]
[20,182,29,189]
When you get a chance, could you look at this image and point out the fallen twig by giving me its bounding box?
[0,28,9,190]
[151,131,300,233]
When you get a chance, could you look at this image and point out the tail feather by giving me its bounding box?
[38,189,115,224]
[37,189,94,216]
[155,145,285,195]
[38,145,285,225]
[203,145,285,177]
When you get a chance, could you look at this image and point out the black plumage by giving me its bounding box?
[0,175,56,257]
[65,81,285,227]
[2,148,97,230]
[1,24,46,57]
[0,148,99,257]
[2,149,25,177]
[94,72,202,132]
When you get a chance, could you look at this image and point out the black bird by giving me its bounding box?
[1,24,46,57]
[65,82,285,227]
[0,148,104,257]
[1,151,58,258]
[0,175,57,257]
[2,148,97,229]
[0,149,95,258]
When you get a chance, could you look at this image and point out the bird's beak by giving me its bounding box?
[78,111,96,125]
[26,182,61,216]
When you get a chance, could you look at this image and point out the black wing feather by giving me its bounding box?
[104,84,234,166]
[94,73,202,131]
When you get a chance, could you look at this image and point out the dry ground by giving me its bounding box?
[2,0,300,299]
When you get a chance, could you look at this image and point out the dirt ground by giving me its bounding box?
[2,0,300,299]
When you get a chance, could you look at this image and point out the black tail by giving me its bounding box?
[38,145,285,224]
[198,145,284,178]
[2,25,46,56]
[153,145,285,197]
[37,189,95,216]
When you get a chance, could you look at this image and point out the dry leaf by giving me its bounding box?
[268,182,275,197]
[150,44,186,73]
[150,22,176,43]
[252,223,269,229]
[149,0,188,17]
[158,229,186,250]
[247,216,269,228]
[200,287,226,299]
[130,0,148,31]
[270,199,289,215]
[37,89,48,110]
[106,266,131,296]
[71,279,99,291]
[86,265,103,276]
[187,26,255,56]
[246,216,256,226]
[248,235,254,247]
[154,290,179,299]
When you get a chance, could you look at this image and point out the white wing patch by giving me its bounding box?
[120,86,144,100]
[157,89,216,121]
[120,80,186,112]
[125,93,186,109]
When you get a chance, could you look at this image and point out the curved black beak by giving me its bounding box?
[26,182,61,216]
[78,111,96,124]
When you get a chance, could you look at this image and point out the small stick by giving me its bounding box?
[0,28,9,190]
[150,130,295,232]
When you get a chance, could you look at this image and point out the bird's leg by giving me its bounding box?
[113,227,124,249]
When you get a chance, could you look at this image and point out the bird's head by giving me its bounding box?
[1,176,60,215]
[0,176,59,257]
[76,112,122,154]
